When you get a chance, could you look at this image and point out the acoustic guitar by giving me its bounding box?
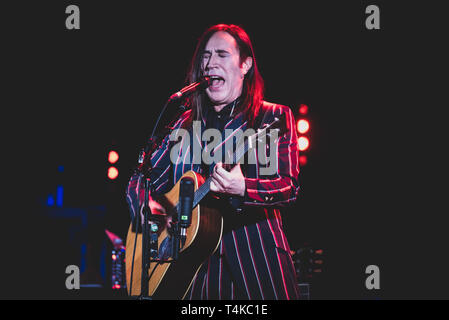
[125,114,285,299]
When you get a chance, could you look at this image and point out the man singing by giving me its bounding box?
[126,24,300,300]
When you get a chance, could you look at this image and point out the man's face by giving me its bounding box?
[201,31,251,109]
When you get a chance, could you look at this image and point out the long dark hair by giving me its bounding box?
[183,24,264,128]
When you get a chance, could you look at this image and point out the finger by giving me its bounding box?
[230,162,242,173]
[212,175,226,190]
[214,163,231,180]
[210,176,226,193]
[210,179,220,192]
[210,179,218,192]
[215,162,223,169]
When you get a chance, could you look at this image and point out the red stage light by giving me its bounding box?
[108,166,119,180]
[298,137,310,151]
[299,104,308,115]
[108,150,119,164]
[297,119,310,134]
[299,155,308,166]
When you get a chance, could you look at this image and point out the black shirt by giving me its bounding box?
[204,98,239,132]
[202,99,245,211]
[202,98,240,175]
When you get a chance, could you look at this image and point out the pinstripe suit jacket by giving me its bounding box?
[126,100,300,299]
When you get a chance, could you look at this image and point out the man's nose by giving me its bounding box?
[205,54,218,71]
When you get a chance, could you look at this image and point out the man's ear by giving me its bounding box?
[242,56,253,75]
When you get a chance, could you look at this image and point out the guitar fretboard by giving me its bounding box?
[172,144,246,215]
[193,176,212,208]
[172,116,281,214]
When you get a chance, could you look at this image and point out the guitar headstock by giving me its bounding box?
[223,112,289,166]
[256,112,287,142]
[266,112,287,130]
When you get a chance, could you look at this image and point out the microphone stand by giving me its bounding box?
[130,77,209,300]
[132,100,188,300]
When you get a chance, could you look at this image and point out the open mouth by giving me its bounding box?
[209,76,225,89]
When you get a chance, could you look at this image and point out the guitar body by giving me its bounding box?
[125,171,223,299]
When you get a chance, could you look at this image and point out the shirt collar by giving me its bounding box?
[205,97,241,119]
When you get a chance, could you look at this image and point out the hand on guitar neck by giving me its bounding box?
[209,162,246,197]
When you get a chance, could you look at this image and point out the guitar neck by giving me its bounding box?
[173,117,282,214]
[191,138,251,208]
[193,176,212,208]
[190,134,256,207]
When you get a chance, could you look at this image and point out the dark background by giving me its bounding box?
[2,1,447,299]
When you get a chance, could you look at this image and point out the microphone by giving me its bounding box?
[178,177,194,248]
[168,76,211,102]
